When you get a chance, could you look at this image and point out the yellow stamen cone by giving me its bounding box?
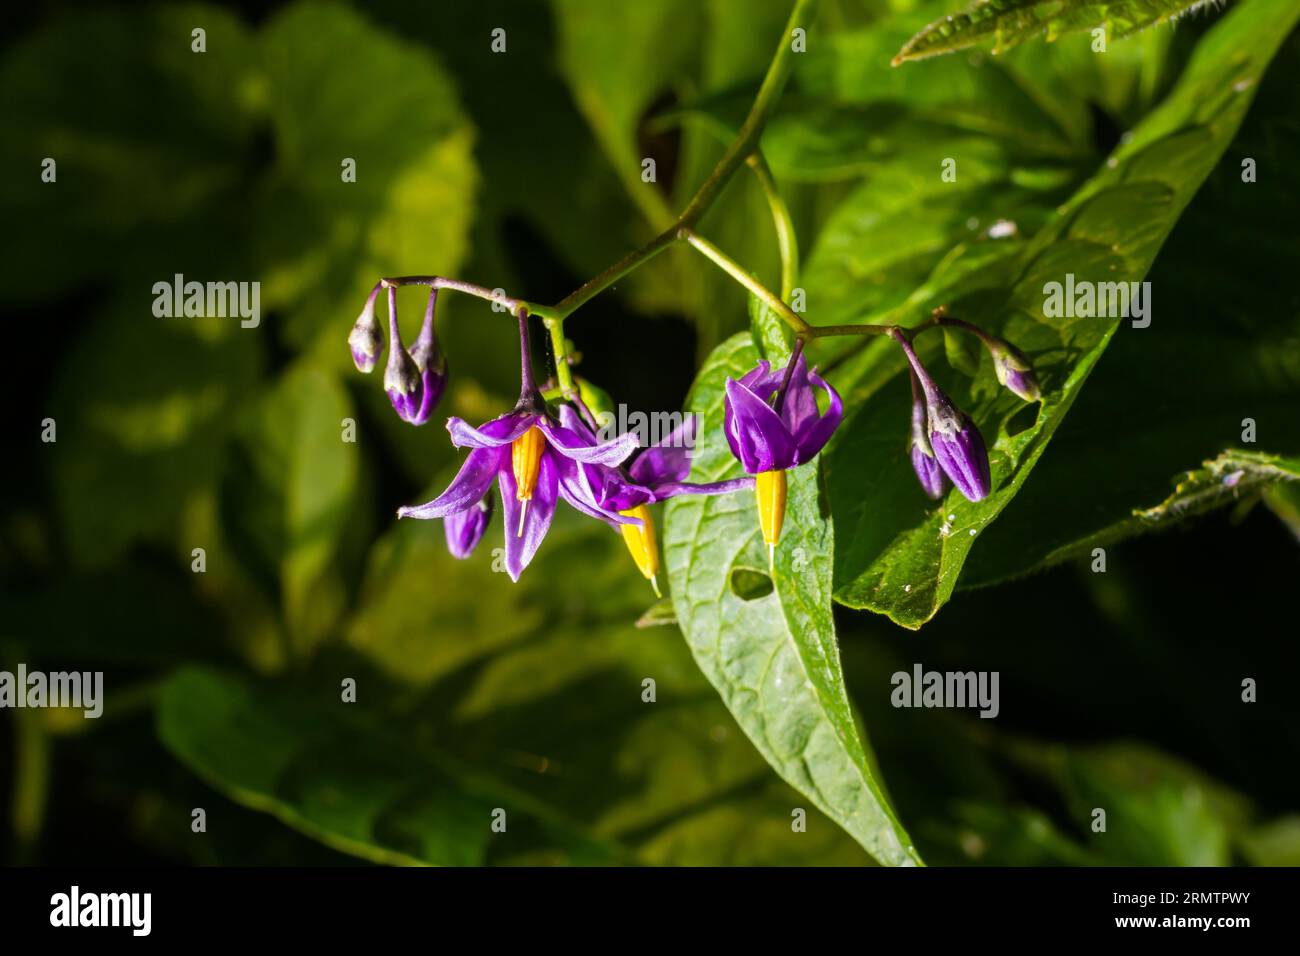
[511,426,545,537]
[755,470,787,572]
[618,505,660,592]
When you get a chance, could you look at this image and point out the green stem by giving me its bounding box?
[553,227,678,319]
[808,323,898,338]
[545,318,576,395]
[382,275,544,320]
[747,152,799,300]
[553,0,817,322]
[682,230,810,335]
[377,0,821,364]
[677,0,816,229]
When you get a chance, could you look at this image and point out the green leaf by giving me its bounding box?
[894,0,1216,64]
[961,39,1300,584]
[344,507,874,865]
[1264,483,1300,543]
[253,0,478,365]
[798,16,1088,157]
[48,304,262,567]
[221,365,359,653]
[549,0,698,229]
[663,334,921,866]
[1241,817,1300,867]
[943,325,983,376]
[0,4,261,300]
[748,289,795,363]
[635,597,678,628]
[821,0,1300,628]
[158,666,623,865]
[1135,452,1300,523]
[1004,739,1252,866]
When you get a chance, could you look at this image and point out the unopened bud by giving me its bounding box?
[348,284,384,373]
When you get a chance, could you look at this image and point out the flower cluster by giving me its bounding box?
[894,324,1040,504]
[379,312,750,589]
[348,281,1040,592]
[349,282,448,426]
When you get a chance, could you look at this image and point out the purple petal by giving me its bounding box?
[738,360,779,393]
[910,444,949,500]
[930,408,992,503]
[497,451,559,581]
[779,353,820,437]
[539,417,639,465]
[444,496,492,558]
[793,367,843,463]
[406,362,448,426]
[447,411,535,449]
[555,459,643,525]
[629,443,689,486]
[397,447,504,519]
[649,476,755,500]
[723,378,796,473]
[557,403,599,439]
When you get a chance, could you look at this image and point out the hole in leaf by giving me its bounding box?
[1004,401,1040,437]
[730,567,774,601]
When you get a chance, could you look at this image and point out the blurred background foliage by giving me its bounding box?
[0,0,1297,866]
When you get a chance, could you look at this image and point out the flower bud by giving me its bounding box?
[383,286,425,422]
[407,288,448,426]
[895,331,991,503]
[348,284,384,373]
[989,339,1040,402]
[384,347,425,423]
[926,394,991,503]
[445,496,492,559]
[909,376,948,500]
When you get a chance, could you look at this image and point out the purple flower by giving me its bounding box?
[405,288,448,426]
[348,283,384,373]
[397,400,639,581]
[908,371,949,500]
[561,407,753,594]
[722,351,842,474]
[382,286,425,423]
[895,334,991,503]
[578,413,753,512]
[721,348,841,567]
[444,494,492,559]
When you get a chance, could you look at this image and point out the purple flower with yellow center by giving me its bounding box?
[894,333,991,503]
[563,408,753,594]
[397,317,639,581]
[722,348,842,570]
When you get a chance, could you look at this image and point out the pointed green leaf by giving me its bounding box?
[664,334,921,866]
[894,0,1217,64]
[822,0,1300,627]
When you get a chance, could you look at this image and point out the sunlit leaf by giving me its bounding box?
[664,334,922,865]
